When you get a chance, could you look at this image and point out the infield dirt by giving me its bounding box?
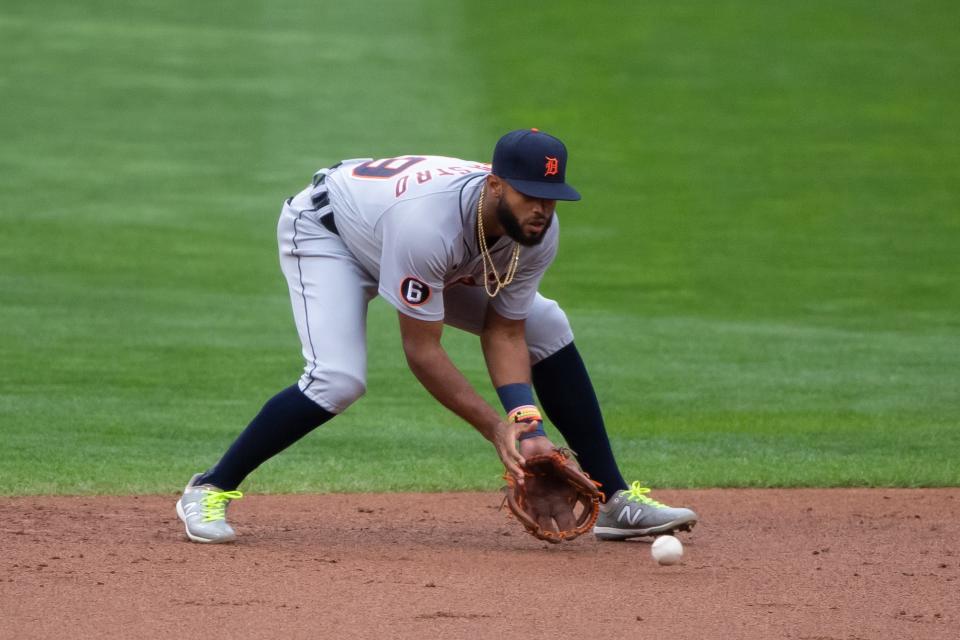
[2,489,957,639]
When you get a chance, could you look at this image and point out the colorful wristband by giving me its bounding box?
[496,383,547,440]
[508,405,542,425]
[508,405,547,440]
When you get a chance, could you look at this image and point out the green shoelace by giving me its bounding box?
[200,490,243,523]
[623,482,666,508]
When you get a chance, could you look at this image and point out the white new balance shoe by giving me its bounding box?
[594,482,697,541]
[176,473,243,543]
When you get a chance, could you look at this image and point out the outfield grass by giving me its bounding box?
[1,1,958,494]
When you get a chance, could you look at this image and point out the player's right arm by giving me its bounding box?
[397,312,527,483]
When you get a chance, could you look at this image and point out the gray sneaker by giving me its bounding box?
[594,482,697,541]
[175,473,243,543]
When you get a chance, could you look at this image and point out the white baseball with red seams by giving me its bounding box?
[651,535,684,565]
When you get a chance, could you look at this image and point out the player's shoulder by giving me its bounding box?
[382,160,484,223]
[383,187,472,248]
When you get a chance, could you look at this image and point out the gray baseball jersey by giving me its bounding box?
[323,156,560,322]
[277,155,572,413]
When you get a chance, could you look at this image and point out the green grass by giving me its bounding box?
[1,0,958,494]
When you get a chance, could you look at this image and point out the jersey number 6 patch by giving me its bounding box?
[400,277,431,306]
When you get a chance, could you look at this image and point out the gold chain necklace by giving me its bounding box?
[477,185,520,298]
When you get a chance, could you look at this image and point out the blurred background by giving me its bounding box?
[1,0,958,493]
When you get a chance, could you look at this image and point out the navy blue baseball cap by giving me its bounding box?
[492,128,581,201]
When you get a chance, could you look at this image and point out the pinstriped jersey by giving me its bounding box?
[323,156,559,321]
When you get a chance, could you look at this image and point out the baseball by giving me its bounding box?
[651,535,684,565]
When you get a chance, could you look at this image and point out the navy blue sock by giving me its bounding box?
[531,343,627,497]
[197,385,335,491]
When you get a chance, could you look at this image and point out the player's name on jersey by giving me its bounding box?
[350,156,491,197]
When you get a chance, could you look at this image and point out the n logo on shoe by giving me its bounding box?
[617,506,644,526]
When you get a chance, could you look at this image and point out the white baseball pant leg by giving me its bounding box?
[277,190,378,414]
[442,284,575,363]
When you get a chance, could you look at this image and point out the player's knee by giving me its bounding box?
[526,298,574,364]
[301,370,367,413]
[326,372,367,410]
[528,297,572,341]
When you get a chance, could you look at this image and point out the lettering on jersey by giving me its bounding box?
[544,156,559,177]
[353,156,427,179]
[355,159,491,199]
[392,162,490,198]
[400,277,431,306]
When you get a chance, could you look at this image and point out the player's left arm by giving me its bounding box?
[480,307,531,387]
[481,307,556,458]
[483,220,561,456]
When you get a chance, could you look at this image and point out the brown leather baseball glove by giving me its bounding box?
[503,448,602,543]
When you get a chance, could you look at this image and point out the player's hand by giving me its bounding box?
[501,446,602,543]
[518,434,557,459]
[493,420,527,486]
[519,436,577,533]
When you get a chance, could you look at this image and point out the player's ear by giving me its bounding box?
[487,174,504,199]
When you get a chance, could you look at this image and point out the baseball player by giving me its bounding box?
[176,129,698,543]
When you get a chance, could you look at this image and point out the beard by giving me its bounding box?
[496,199,553,247]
